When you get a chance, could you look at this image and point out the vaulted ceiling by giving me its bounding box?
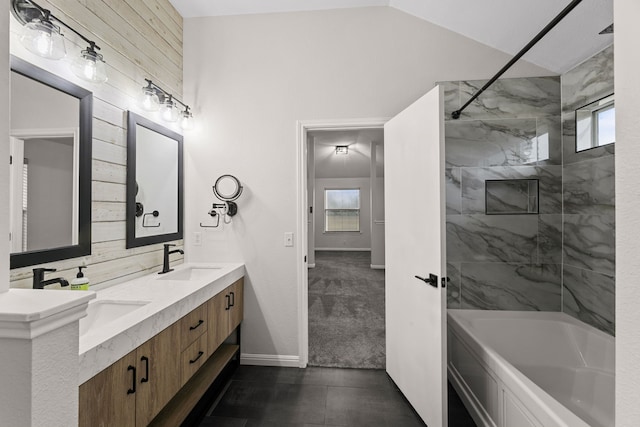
[169,0,613,74]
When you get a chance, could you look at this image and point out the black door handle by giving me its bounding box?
[229,291,235,307]
[225,294,231,310]
[140,356,149,383]
[415,273,439,288]
[127,365,136,394]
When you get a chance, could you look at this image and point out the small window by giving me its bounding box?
[576,94,615,152]
[324,189,360,232]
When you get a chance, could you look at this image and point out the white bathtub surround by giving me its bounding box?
[79,262,244,384]
[0,289,95,427]
[448,310,614,427]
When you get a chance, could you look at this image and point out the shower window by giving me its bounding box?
[576,94,615,152]
[324,188,360,232]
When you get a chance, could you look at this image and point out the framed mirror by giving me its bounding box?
[126,111,183,248]
[9,55,92,269]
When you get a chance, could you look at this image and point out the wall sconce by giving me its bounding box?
[336,146,349,155]
[11,0,108,83]
[140,79,194,130]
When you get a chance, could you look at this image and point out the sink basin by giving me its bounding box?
[80,300,150,336]
[156,267,222,281]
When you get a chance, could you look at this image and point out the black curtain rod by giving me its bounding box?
[451,0,583,120]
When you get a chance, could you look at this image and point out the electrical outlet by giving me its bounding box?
[194,232,202,246]
[284,232,294,247]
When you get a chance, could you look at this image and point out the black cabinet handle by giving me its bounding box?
[230,291,235,307]
[225,294,231,311]
[189,351,204,364]
[140,356,149,383]
[189,319,204,330]
[127,365,136,394]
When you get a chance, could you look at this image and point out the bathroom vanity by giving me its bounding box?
[77,262,244,427]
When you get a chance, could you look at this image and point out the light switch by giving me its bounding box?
[194,232,202,246]
[284,232,294,247]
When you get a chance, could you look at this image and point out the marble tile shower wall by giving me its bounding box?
[444,77,563,313]
[561,45,615,335]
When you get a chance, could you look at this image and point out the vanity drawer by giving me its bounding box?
[181,334,208,386]
[180,303,208,349]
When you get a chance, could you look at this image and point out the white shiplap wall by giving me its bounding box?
[9,0,184,288]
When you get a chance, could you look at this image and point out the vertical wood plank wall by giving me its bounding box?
[9,0,184,288]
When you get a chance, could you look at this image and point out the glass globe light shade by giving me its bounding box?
[140,87,160,111]
[181,109,193,130]
[161,98,179,123]
[71,48,108,83]
[20,20,66,60]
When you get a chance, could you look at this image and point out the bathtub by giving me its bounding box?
[447,310,614,427]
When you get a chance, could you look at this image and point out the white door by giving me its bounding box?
[384,85,447,426]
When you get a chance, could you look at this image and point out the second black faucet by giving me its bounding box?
[159,244,184,274]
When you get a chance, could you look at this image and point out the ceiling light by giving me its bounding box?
[336,146,349,155]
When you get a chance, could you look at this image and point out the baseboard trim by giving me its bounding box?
[370,264,385,270]
[240,353,301,368]
[314,248,371,252]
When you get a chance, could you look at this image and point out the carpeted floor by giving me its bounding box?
[308,251,385,369]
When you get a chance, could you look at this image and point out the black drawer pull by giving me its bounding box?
[189,319,204,330]
[189,351,204,364]
[225,294,231,310]
[229,291,235,307]
[140,356,149,383]
[127,365,136,394]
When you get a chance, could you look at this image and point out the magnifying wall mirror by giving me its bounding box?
[213,174,243,201]
[126,111,183,248]
[9,55,92,269]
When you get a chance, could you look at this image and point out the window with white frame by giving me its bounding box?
[324,188,360,232]
[576,94,615,152]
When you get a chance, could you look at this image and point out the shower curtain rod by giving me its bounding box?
[451,0,584,120]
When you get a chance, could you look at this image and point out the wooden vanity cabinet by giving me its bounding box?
[80,278,243,427]
[79,324,181,427]
[208,278,244,355]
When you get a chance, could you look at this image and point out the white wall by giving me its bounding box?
[183,6,553,359]
[0,0,9,292]
[615,0,640,424]
[314,177,371,250]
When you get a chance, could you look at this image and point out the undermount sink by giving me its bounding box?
[156,267,222,281]
[80,300,150,337]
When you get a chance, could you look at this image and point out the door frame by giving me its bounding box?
[295,117,389,368]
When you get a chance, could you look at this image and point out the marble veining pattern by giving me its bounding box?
[446,214,538,263]
[538,214,563,264]
[460,263,561,311]
[461,166,562,215]
[563,156,615,215]
[446,168,461,214]
[561,45,614,114]
[563,214,615,276]
[562,265,615,335]
[445,119,537,168]
[458,77,561,120]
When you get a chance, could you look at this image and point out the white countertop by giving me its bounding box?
[78,262,245,384]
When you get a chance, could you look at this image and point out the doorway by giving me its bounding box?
[296,118,387,368]
[306,128,385,368]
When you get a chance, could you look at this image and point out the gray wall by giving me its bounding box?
[445,76,563,311]
[561,45,615,335]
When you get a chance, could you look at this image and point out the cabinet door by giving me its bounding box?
[79,350,137,427]
[229,278,244,331]
[208,289,231,354]
[135,323,181,426]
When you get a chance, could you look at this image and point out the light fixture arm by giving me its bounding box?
[12,0,102,51]
[144,79,189,111]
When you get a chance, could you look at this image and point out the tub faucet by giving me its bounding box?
[33,268,70,289]
[159,244,184,274]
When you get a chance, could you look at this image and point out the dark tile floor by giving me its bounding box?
[198,366,477,427]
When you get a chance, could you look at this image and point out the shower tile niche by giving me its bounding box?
[485,179,539,215]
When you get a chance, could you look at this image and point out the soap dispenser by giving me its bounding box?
[71,266,90,290]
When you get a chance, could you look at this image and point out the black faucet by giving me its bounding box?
[159,244,184,274]
[33,268,70,290]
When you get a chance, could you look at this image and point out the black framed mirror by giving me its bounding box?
[10,56,92,269]
[126,111,183,248]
